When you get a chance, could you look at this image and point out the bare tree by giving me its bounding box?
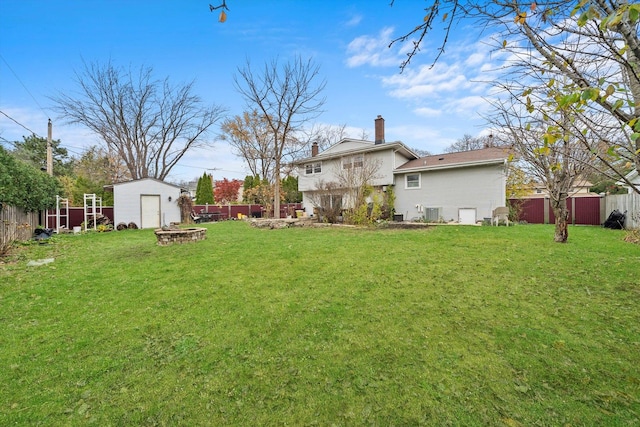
[444,134,498,153]
[75,145,131,185]
[307,155,383,224]
[52,60,226,181]
[234,56,326,218]
[336,155,383,218]
[296,123,348,153]
[489,89,593,243]
[220,110,276,182]
[484,0,640,190]
[388,1,640,185]
[306,180,345,223]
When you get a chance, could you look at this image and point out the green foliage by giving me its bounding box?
[281,175,301,203]
[195,173,214,204]
[67,175,113,206]
[344,188,384,226]
[243,175,268,203]
[10,134,73,177]
[0,146,61,211]
[590,179,627,195]
[345,202,370,226]
[383,185,395,219]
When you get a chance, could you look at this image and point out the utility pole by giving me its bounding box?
[46,119,53,176]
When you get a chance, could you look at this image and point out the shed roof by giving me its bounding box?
[108,177,185,190]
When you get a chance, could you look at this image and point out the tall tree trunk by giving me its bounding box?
[551,196,569,243]
[273,157,281,219]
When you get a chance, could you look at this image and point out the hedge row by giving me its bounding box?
[0,146,61,212]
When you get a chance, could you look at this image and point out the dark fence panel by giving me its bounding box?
[45,207,114,229]
[512,198,545,224]
[572,197,603,225]
[510,196,603,225]
[193,203,303,220]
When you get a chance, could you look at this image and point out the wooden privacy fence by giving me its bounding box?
[192,203,304,220]
[511,193,639,229]
[44,207,115,230]
[1,205,41,249]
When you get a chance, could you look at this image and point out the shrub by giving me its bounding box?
[0,146,61,212]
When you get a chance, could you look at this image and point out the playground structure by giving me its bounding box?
[46,195,69,233]
[83,193,102,231]
[46,194,104,233]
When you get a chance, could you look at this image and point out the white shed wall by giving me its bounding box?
[113,178,182,228]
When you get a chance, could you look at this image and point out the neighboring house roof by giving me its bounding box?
[396,147,513,172]
[617,169,639,185]
[617,170,640,192]
[295,138,419,164]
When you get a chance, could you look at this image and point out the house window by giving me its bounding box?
[342,155,364,169]
[320,195,342,210]
[305,162,322,175]
[342,157,351,169]
[406,173,420,189]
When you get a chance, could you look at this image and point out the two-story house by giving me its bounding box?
[296,116,512,224]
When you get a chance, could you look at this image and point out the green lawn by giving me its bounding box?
[1,222,639,426]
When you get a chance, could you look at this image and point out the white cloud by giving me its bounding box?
[383,62,474,100]
[345,27,399,68]
[447,95,491,115]
[344,14,362,28]
[413,107,442,118]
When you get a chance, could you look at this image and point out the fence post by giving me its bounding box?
[544,197,550,224]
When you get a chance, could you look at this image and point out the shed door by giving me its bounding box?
[458,208,477,225]
[141,195,161,229]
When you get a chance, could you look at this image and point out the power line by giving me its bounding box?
[0,53,50,117]
[0,110,85,157]
[0,109,42,138]
[0,135,19,149]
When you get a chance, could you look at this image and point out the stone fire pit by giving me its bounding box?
[154,227,207,246]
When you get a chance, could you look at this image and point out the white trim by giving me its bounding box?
[405,173,421,189]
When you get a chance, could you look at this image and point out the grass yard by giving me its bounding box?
[1,221,639,426]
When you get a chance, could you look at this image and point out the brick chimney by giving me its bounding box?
[374,115,385,145]
[311,141,319,157]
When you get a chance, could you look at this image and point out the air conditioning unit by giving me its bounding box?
[424,207,441,222]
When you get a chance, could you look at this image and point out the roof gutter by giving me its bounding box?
[394,158,506,174]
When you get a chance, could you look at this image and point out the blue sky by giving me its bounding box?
[0,1,504,183]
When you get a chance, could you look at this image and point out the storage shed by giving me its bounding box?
[112,178,183,229]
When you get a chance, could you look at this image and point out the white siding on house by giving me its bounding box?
[298,149,407,214]
[322,139,371,155]
[394,164,506,222]
[298,157,337,192]
[113,178,182,228]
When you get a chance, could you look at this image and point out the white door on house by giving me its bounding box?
[458,208,477,225]
[140,195,161,229]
